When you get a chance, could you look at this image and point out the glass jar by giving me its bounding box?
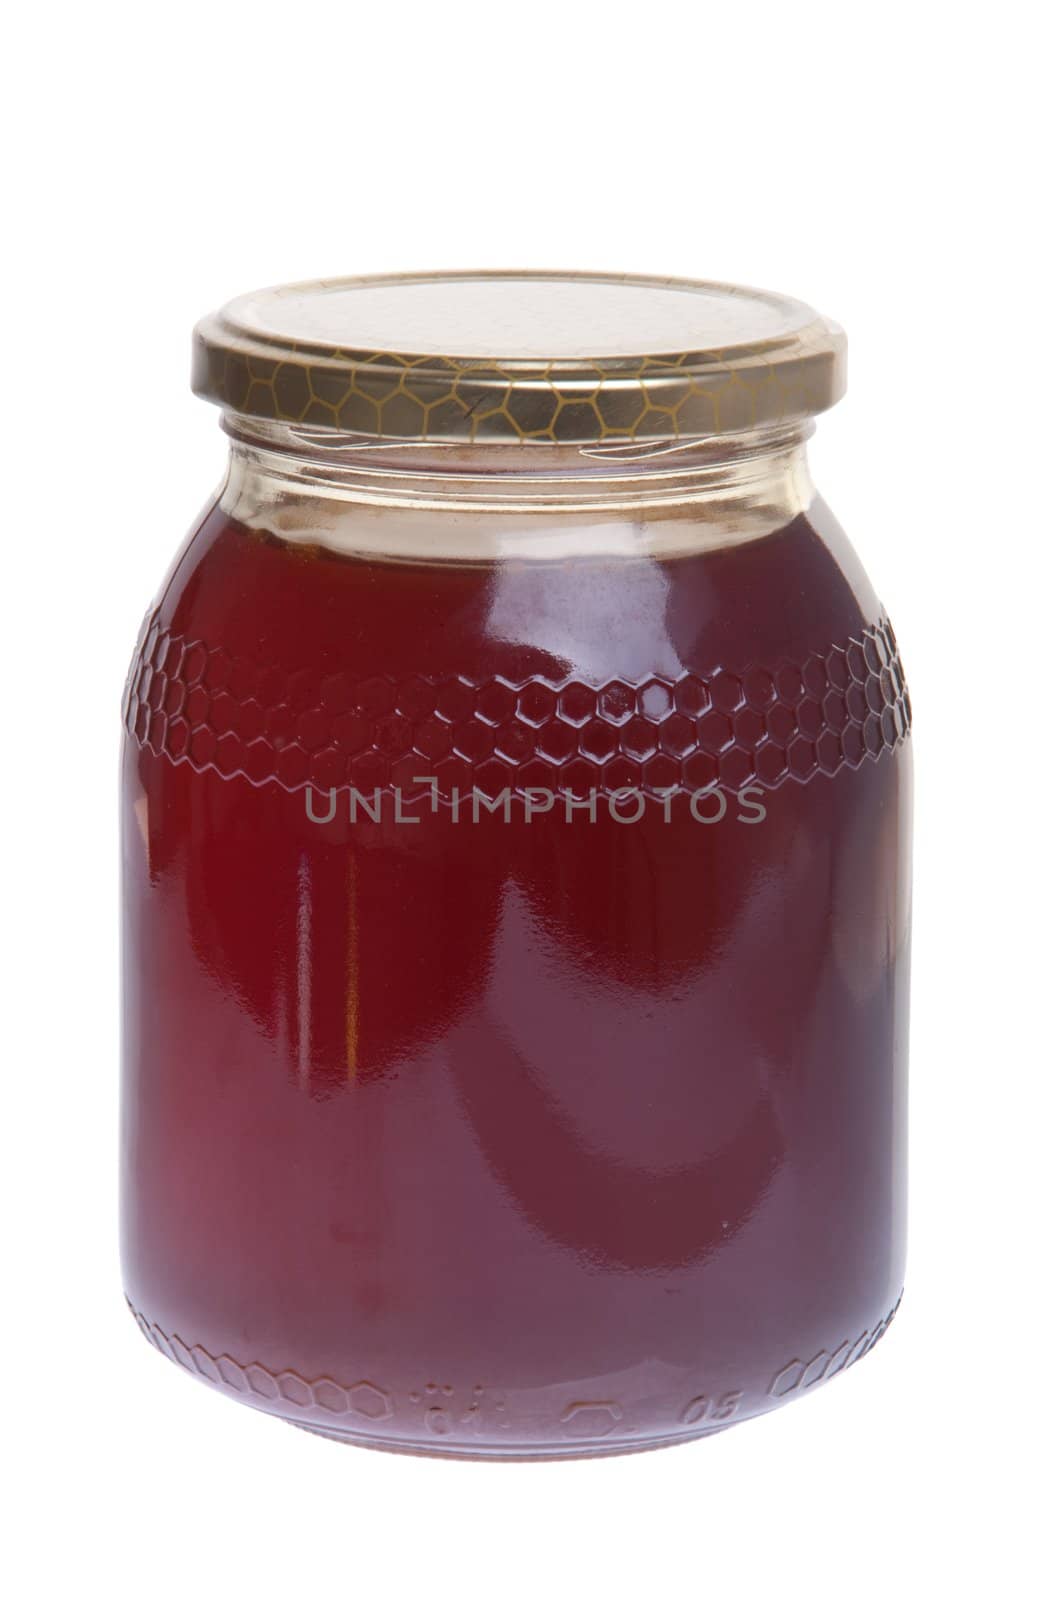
[121,272,911,1458]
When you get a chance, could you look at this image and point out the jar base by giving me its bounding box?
[287,1416,738,1462]
[127,1289,904,1459]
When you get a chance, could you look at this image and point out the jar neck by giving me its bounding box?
[217,416,815,561]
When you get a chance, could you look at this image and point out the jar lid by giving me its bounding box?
[192,271,845,445]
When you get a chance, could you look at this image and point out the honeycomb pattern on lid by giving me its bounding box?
[192,271,846,444]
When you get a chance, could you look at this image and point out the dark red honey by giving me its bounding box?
[122,493,910,1455]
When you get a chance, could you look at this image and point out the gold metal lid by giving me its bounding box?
[192,270,846,445]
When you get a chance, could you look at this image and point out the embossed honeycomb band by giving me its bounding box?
[122,271,911,1458]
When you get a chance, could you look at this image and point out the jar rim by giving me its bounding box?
[192,269,846,447]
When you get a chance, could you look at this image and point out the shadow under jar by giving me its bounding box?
[121,271,911,1458]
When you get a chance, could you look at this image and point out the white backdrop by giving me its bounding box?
[4,3,1058,1596]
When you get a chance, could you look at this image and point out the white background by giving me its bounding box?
[4,3,1060,1595]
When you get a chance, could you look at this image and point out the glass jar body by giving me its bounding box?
[121,436,911,1457]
